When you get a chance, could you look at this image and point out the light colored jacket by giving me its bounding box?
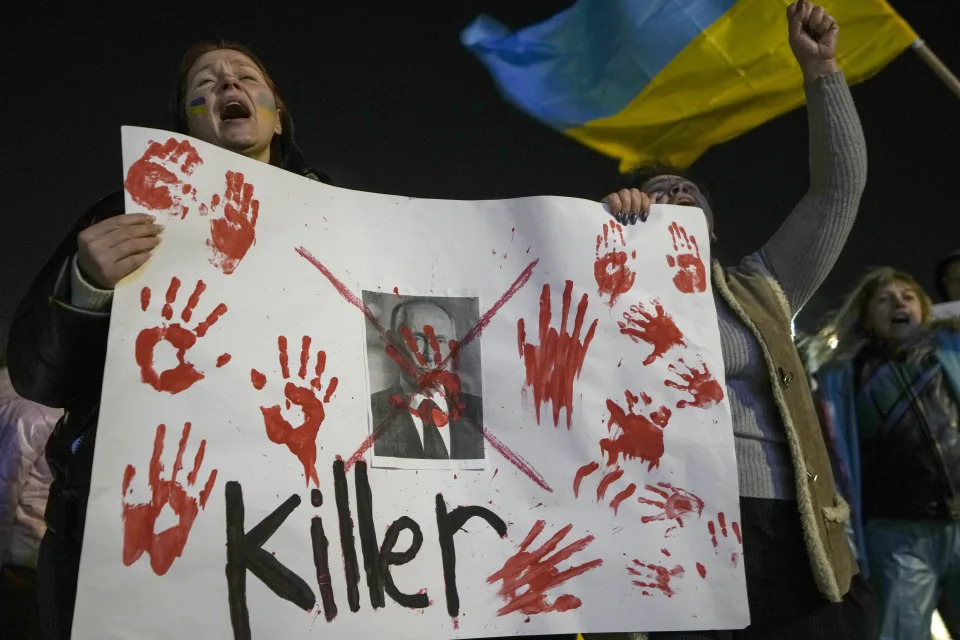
[0,368,62,568]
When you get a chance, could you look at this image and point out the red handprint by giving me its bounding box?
[666,222,706,294]
[135,277,228,394]
[594,221,636,306]
[124,138,202,218]
[707,512,743,567]
[617,299,687,366]
[487,520,603,616]
[628,559,685,597]
[637,482,705,537]
[385,323,464,424]
[121,422,217,575]
[207,171,260,275]
[252,335,339,487]
[664,358,724,409]
[518,281,598,428]
[600,390,672,471]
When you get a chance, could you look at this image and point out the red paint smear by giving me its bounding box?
[299,336,311,379]
[618,299,686,365]
[251,369,266,390]
[162,277,180,321]
[600,390,672,471]
[140,287,151,312]
[610,483,636,515]
[596,467,623,500]
[482,428,552,493]
[661,548,671,556]
[628,560,685,597]
[665,360,724,409]
[278,336,290,378]
[594,222,635,306]
[387,329,464,427]
[572,461,599,498]
[453,618,459,630]
[216,353,231,368]
[180,280,207,323]
[732,521,742,545]
[718,512,727,536]
[393,287,400,295]
[666,222,707,294]
[208,171,259,275]
[637,482,705,535]
[193,303,227,338]
[124,138,203,214]
[493,468,499,479]
[697,563,707,579]
[121,422,217,575]
[517,281,598,428]
[708,521,718,548]
[295,247,391,343]
[256,342,337,488]
[487,520,602,616]
[731,552,739,567]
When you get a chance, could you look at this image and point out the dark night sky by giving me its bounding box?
[2,1,958,349]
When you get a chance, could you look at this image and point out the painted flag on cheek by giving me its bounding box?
[462,0,916,170]
[189,97,207,116]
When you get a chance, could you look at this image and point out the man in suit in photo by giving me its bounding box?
[371,298,484,460]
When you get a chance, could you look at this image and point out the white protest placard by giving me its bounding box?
[72,126,747,639]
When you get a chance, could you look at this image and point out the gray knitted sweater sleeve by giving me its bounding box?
[758,72,867,314]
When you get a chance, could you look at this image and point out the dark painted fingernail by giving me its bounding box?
[641,211,649,222]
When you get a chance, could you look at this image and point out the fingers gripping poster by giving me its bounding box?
[73,127,748,639]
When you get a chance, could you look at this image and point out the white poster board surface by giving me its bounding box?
[72,127,748,639]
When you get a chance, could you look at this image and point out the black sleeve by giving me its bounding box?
[7,191,125,407]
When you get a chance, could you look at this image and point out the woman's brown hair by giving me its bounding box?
[805,267,934,370]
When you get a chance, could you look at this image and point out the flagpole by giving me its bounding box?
[912,38,960,100]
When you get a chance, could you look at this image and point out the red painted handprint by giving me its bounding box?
[487,520,603,616]
[594,221,636,306]
[666,222,706,294]
[207,171,260,275]
[121,422,217,575]
[707,512,743,567]
[135,277,228,394]
[251,336,339,487]
[664,358,724,409]
[385,323,464,424]
[124,138,203,218]
[637,482,705,537]
[617,299,687,365]
[518,281,598,428]
[600,390,672,471]
[628,559,685,597]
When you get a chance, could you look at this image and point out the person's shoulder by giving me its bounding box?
[83,191,125,224]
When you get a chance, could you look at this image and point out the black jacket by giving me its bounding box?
[8,191,123,542]
[8,159,327,544]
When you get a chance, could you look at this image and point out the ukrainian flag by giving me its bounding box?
[462,0,915,169]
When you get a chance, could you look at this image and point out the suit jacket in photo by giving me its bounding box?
[370,384,484,459]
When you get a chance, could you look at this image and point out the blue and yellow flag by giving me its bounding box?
[462,0,915,170]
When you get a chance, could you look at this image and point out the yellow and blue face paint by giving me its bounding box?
[189,97,207,116]
[255,92,276,120]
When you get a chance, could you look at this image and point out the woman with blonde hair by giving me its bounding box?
[814,267,960,639]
